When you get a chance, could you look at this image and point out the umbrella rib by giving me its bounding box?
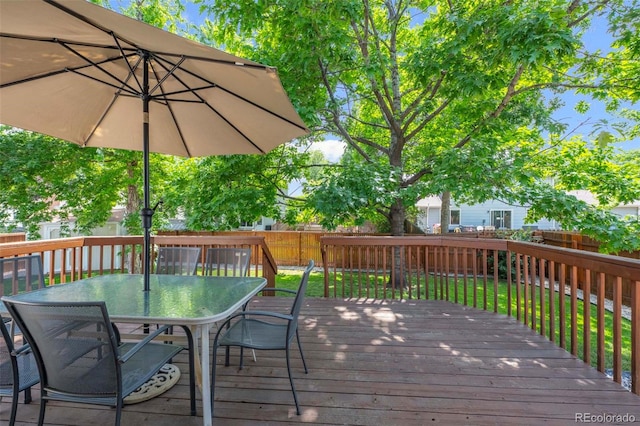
[59,40,140,95]
[149,56,267,154]
[83,68,142,147]
[112,34,144,95]
[66,68,139,97]
[148,62,192,157]
[43,0,268,70]
[151,53,309,134]
[149,57,186,95]
[0,40,136,94]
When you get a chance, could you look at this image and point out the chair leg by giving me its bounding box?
[211,344,219,416]
[296,329,308,374]
[186,326,197,416]
[224,346,231,366]
[24,387,32,404]
[10,388,19,426]
[285,346,302,415]
[37,396,46,426]
[115,399,123,426]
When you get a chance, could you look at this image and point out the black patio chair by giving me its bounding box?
[1,254,45,340]
[0,315,39,426]
[203,247,251,277]
[2,299,196,426]
[154,246,201,275]
[211,260,314,416]
[152,246,202,338]
[0,254,45,296]
[204,247,254,359]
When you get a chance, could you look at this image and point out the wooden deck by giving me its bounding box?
[3,297,640,425]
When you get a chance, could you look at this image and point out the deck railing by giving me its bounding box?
[0,235,278,292]
[320,235,640,395]
[2,233,639,394]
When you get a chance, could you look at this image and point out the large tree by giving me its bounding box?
[196,0,639,252]
[0,126,181,237]
[2,0,638,254]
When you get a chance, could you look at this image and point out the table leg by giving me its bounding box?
[191,325,202,388]
[200,324,213,426]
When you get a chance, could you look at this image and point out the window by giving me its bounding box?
[450,209,460,225]
[240,218,263,228]
[491,210,512,229]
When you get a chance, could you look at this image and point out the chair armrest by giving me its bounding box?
[12,342,32,356]
[225,310,293,323]
[118,324,176,364]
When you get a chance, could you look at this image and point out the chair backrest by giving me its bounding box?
[155,247,201,275]
[0,255,45,297]
[3,300,121,397]
[288,260,314,340]
[204,248,251,277]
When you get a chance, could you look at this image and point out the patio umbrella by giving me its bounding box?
[0,0,309,291]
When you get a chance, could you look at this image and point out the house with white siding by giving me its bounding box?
[416,191,640,233]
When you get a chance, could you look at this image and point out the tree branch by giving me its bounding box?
[456,65,525,149]
[405,99,451,141]
[567,0,611,28]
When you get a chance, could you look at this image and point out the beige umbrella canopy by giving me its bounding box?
[0,0,309,290]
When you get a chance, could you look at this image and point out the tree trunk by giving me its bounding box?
[388,199,407,289]
[126,160,142,273]
[440,191,451,234]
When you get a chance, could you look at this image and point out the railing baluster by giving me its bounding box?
[583,270,591,364]
[632,280,639,395]
[597,272,606,372]
[453,247,459,304]
[516,253,522,321]
[539,257,546,337]
[472,248,477,308]
[507,250,513,317]
[549,260,556,342]
[530,256,536,331]
[492,250,498,314]
[613,276,622,384]
[462,248,468,306]
[571,265,578,356]
[482,249,487,309]
[524,255,529,327]
[559,263,566,350]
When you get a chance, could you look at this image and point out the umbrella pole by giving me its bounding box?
[142,53,152,292]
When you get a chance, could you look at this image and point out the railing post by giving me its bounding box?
[632,280,639,395]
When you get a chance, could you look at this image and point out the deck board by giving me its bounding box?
[2,297,639,425]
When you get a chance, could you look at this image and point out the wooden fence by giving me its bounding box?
[159,230,378,267]
[0,233,26,244]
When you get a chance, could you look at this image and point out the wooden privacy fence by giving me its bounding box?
[320,235,640,395]
[159,230,380,266]
[0,233,26,244]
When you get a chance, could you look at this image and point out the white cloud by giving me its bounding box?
[310,139,346,163]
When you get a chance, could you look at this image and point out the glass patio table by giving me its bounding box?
[0,273,267,426]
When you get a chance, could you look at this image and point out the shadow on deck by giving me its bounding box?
[2,297,639,425]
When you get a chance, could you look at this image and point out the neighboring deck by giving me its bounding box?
[3,297,640,425]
